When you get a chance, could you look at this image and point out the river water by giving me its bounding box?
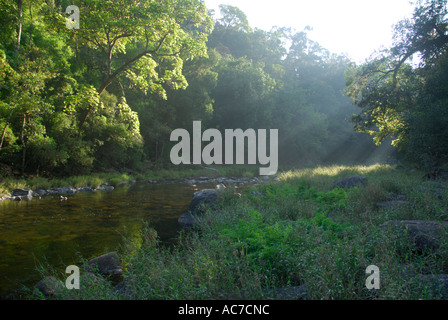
[0,181,207,299]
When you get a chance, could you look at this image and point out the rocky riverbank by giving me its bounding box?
[1,184,118,201]
[0,175,276,202]
[33,173,448,300]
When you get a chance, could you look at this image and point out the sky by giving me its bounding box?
[203,0,416,64]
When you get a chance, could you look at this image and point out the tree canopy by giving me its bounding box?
[0,1,388,176]
[347,0,448,169]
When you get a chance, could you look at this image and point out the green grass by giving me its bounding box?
[28,164,448,300]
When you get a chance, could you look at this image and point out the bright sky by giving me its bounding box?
[203,0,416,63]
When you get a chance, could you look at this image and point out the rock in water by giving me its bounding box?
[187,189,218,214]
[179,189,219,229]
[11,188,33,200]
[96,185,114,191]
[178,212,202,230]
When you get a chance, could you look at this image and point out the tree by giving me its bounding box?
[215,4,251,33]
[209,56,276,130]
[346,0,448,168]
[67,0,213,127]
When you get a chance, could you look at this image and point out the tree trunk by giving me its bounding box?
[78,34,168,130]
[20,113,26,175]
[0,124,8,151]
[0,108,13,151]
[16,0,23,51]
[75,35,79,65]
[27,0,33,51]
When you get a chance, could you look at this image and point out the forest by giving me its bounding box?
[0,0,405,178]
[2,0,448,303]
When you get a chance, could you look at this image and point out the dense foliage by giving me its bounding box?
[347,0,448,169]
[0,1,387,177]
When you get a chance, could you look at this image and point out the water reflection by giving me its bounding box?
[0,182,203,299]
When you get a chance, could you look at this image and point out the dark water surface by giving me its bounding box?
[0,182,205,299]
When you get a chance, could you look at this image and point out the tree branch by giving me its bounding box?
[98,33,169,94]
[78,34,170,129]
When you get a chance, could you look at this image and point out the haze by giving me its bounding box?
[204,0,415,63]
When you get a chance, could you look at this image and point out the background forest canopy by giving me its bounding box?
[1,0,445,177]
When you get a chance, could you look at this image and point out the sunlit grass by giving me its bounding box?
[279,164,395,182]
[0,178,27,195]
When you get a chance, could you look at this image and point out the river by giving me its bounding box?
[0,181,209,299]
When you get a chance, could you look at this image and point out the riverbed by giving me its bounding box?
[0,181,210,299]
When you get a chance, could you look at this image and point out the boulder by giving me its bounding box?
[96,185,114,191]
[77,186,93,192]
[178,189,219,229]
[185,179,197,186]
[178,212,202,230]
[380,220,448,251]
[52,187,77,194]
[216,183,226,190]
[187,189,218,214]
[11,188,33,200]
[34,276,64,297]
[86,252,122,278]
[332,176,367,189]
[45,188,59,195]
[62,187,77,194]
[32,188,47,197]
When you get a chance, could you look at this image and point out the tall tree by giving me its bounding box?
[68,0,213,127]
[346,0,448,167]
[16,0,23,50]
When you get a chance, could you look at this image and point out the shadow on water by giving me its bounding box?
[0,181,209,299]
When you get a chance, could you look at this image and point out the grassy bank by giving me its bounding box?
[0,165,260,196]
[31,164,448,300]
